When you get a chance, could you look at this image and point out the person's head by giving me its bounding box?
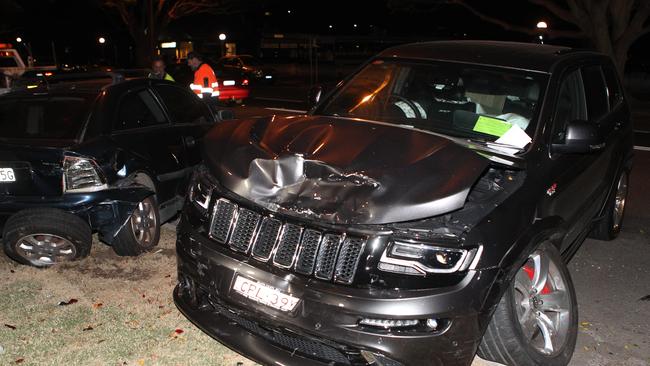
[151,56,166,78]
[187,52,203,71]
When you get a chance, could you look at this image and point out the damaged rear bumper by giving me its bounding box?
[0,186,153,243]
[174,213,500,366]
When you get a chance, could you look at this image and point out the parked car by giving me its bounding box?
[174,41,633,366]
[0,75,227,267]
[214,55,274,84]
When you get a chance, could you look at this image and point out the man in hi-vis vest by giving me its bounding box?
[187,52,218,99]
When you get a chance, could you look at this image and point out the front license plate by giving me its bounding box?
[0,168,16,182]
[232,275,299,312]
[223,80,235,86]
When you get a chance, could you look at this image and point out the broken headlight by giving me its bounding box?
[378,241,482,276]
[188,172,212,214]
[62,156,108,193]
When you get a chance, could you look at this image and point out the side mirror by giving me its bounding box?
[216,109,235,122]
[552,120,603,154]
[307,85,323,107]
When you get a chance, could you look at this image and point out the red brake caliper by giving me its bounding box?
[522,265,552,294]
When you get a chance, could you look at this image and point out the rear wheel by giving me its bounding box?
[2,209,91,267]
[478,242,578,366]
[111,196,160,256]
[590,171,628,240]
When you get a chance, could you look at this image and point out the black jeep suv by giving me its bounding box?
[174,41,633,366]
[0,76,221,267]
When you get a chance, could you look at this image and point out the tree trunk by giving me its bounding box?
[133,31,155,67]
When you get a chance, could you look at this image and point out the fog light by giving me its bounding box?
[359,318,419,329]
[426,318,438,330]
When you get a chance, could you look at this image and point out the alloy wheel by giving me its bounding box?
[15,234,77,266]
[129,197,158,247]
[513,249,572,356]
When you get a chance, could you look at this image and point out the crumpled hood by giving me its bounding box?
[203,115,489,225]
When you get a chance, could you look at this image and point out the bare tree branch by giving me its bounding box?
[450,0,584,38]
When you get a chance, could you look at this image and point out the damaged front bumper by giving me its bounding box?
[0,186,153,243]
[174,211,500,366]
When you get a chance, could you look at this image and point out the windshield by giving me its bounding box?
[318,59,547,149]
[0,96,94,142]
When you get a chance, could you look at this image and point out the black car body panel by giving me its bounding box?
[175,41,634,365]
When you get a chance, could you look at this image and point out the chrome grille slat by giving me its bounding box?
[208,198,365,284]
[251,217,282,261]
[273,224,304,268]
[294,229,322,275]
[209,199,237,243]
[334,237,366,284]
[229,208,261,252]
[314,234,342,280]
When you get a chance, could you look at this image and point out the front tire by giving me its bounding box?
[2,209,92,267]
[112,196,160,256]
[478,242,578,366]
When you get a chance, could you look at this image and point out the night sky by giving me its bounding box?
[2,0,648,68]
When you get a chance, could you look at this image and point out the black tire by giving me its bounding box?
[112,196,160,256]
[590,171,629,240]
[2,208,92,267]
[478,243,578,366]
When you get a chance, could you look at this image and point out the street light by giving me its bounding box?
[218,33,227,56]
[16,37,22,43]
[98,37,106,44]
[536,21,548,44]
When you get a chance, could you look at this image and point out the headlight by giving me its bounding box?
[188,173,212,213]
[378,241,482,276]
[62,156,107,193]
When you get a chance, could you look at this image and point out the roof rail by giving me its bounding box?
[7,69,150,92]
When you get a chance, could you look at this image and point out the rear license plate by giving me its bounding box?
[223,80,235,86]
[0,168,16,182]
[232,275,299,312]
[265,75,273,79]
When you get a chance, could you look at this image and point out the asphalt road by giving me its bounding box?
[222,89,650,366]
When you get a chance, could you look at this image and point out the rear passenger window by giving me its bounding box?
[602,65,624,109]
[115,90,166,131]
[581,65,609,122]
[154,85,212,124]
[552,70,587,143]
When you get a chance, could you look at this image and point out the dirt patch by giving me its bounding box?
[0,224,257,366]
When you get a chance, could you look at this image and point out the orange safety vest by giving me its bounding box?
[189,63,219,98]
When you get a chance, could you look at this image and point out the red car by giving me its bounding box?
[217,72,249,104]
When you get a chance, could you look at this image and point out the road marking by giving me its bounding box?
[255,97,304,103]
[265,107,308,113]
[634,145,650,151]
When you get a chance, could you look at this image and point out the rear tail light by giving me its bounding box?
[242,79,249,86]
[62,156,107,193]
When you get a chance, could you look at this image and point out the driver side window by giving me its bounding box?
[552,70,587,144]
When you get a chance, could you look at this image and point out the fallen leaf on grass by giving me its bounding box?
[82,326,94,331]
[4,324,16,330]
[58,299,78,306]
[15,358,24,364]
[137,359,145,366]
